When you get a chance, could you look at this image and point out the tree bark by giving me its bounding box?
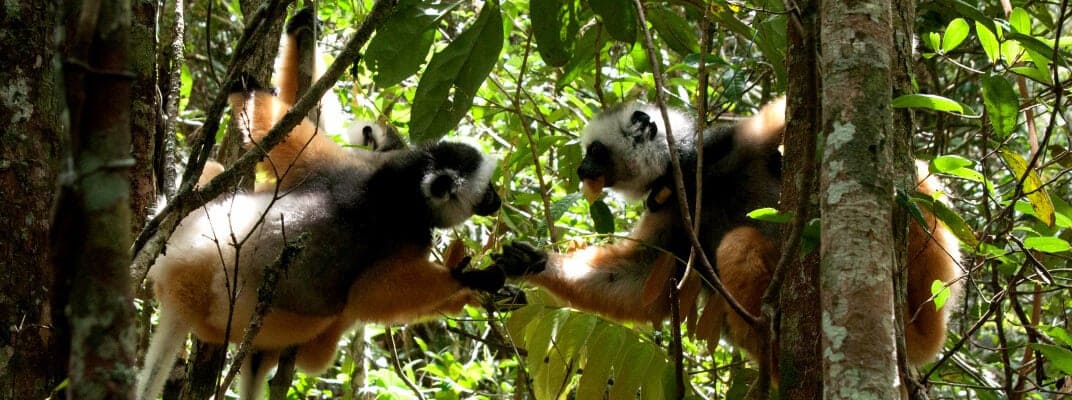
[819,0,900,396]
[129,0,161,233]
[0,2,67,399]
[55,0,138,398]
[778,0,823,396]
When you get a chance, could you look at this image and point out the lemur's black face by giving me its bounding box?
[577,141,616,187]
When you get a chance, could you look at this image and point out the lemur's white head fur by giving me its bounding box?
[579,103,696,200]
[421,141,500,228]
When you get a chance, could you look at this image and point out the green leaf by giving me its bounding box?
[922,31,941,51]
[576,324,622,399]
[1010,65,1053,84]
[365,0,452,87]
[980,75,1019,138]
[930,155,985,183]
[1031,343,1072,375]
[1006,32,1067,67]
[942,18,970,53]
[589,0,636,43]
[930,280,951,310]
[409,0,503,143]
[557,25,606,91]
[910,191,978,247]
[1044,326,1072,347]
[550,193,583,224]
[1009,7,1030,34]
[755,15,788,89]
[747,207,793,223]
[975,21,1000,63]
[608,344,655,399]
[590,200,615,234]
[531,0,579,66]
[646,7,699,55]
[1023,236,1071,253]
[891,94,973,115]
[1000,149,1055,227]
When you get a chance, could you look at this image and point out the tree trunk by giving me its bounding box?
[819,0,900,396]
[54,0,138,398]
[129,0,161,233]
[778,0,823,396]
[0,2,67,399]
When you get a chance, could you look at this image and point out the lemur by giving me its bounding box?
[493,98,961,377]
[137,9,505,400]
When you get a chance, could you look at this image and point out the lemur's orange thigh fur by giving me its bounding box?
[344,247,477,324]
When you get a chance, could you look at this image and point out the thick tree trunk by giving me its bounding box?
[55,0,138,398]
[129,0,161,233]
[819,0,900,397]
[0,2,67,399]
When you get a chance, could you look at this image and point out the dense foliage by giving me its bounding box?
[163,0,1071,398]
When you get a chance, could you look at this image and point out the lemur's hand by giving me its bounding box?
[493,242,548,277]
[450,257,506,292]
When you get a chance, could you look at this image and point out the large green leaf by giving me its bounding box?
[910,191,978,247]
[646,7,699,55]
[1031,343,1072,375]
[1023,236,1071,253]
[531,0,580,66]
[891,94,975,116]
[365,0,454,87]
[975,21,1000,63]
[980,75,1019,138]
[409,0,503,143]
[588,0,636,43]
[557,25,606,91]
[1000,149,1055,227]
[941,18,970,53]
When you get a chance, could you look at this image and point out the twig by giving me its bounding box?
[218,232,308,395]
[513,31,558,240]
[386,326,426,400]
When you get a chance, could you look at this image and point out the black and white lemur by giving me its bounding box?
[137,8,505,400]
[494,98,961,379]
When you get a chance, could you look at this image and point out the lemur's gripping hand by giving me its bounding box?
[449,256,507,292]
[445,239,505,292]
[492,242,548,277]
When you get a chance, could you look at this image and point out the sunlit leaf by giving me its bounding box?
[550,192,583,224]
[589,0,637,43]
[410,0,503,143]
[930,155,985,183]
[747,207,793,223]
[910,191,978,247]
[1009,7,1030,34]
[980,75,1019,138]
[930,280,951,310]
[1044,326,1072,347]
[941,18,970,53]
[922,31,941,51]
[891,94,974,115]
[975,21,1000,63]
[1000,149,1055,227]
[1023,236,1071,253]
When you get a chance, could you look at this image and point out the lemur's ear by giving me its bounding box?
[629,110,658,143]
[425,171,459,201]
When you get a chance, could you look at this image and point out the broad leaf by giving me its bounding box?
[930,280,951,310]
[1023,236,1071,253]
[1031,344,1072,375]
[975,21,1000,63]
[410,0,503,143]
[1009,7,1030,34]
[1001,149,1055,227]
[365,0,453,87]
[589,0,636,43]
[980,75,1019,138]
[747,207,793,223]
[531,0,579,66]
[931,155,985,183]
[646,7,699,55]
[892,94,974,115]
[942,18,970,53]
[910,191,979,247]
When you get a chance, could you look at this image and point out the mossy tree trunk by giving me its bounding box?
[0,2,68,399]
[53,0,138,398]
[818,0,905,396]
